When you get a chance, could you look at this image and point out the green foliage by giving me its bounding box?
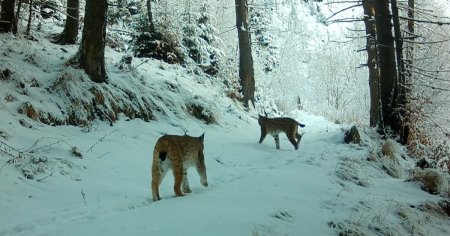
[181,4,221,76]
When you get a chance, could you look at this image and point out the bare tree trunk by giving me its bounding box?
[147,0,155,33]
[235,0,255,108]
[78,0,108,83]
[0,0,16,33]
[390,0,408,140]
[402,0,415,144]
[25,0,33,35]
[374,0,398,135]
[362,0,381,128]
[54,0,79,44]
[406,0,414,81]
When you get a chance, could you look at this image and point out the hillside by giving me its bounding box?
[1,33,450,236]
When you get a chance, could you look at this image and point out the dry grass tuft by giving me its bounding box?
[381,139,397,161]
[17,102,39,120]
[408,168,449,195]
[186,103,217,124]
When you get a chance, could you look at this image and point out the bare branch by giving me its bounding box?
[326,4,362,21]
[87,130,119,153]
[399,16,450,25]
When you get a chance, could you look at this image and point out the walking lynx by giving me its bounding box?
[151,133,208,201]
[258,115,305,150]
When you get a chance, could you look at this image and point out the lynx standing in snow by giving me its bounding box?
[151,133,208,201]
[258,115,305,150]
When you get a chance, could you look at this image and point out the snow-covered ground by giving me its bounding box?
[1,103,449,235]
[1,33,449,235]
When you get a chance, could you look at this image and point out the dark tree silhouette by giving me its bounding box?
[54,0,79,44]
[77,0,108,83]
[235,0,255,108]
[0,0,16,33]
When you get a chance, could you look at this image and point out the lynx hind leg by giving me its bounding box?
[196,151,208,187]
[172,158,184,197]
[151,157,167,201]
[182,168,191,193]
[273,134,280,149]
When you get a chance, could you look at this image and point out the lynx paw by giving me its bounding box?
[183,187,192,193]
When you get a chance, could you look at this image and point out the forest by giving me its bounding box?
[1,0,450,235]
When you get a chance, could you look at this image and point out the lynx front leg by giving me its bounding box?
[182,168,191,193]
[273,134,280,149]
[287,134,298,150]
[295,133,302,149]
[259,127,267,143]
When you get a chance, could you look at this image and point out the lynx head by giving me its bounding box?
[258,114,268,126]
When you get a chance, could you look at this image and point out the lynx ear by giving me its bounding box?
[199,133,205,142]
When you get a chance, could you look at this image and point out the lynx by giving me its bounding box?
[151,133,208,201]
[258,115,305,150]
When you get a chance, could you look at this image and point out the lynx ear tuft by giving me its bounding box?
[199,133,205,141]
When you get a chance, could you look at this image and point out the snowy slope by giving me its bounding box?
[1,108,449,236]
[1,34,449,236]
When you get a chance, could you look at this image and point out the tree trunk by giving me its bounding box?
[78,0,108,83]
[235,0,255,108]
[373,0,397,134]
[25,0,32,35]
[401,0,414,145]
[390,0,407,140]
[0,0,16,33]
[147,0,155,33]
[54,0,79,44]
[362,0,380,128]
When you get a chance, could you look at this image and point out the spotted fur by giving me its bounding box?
[258,115,305,150]
[151,133,208,201]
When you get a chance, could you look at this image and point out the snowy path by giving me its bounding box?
[0,113,447,236]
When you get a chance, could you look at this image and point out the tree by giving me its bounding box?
[0,0,16,33]
[373,0,398,135]
[147,0,155,33]
[77,0,108,83]
[54,0,79,44]
[235,0,255,108]
[390,0,410,143]
[362,0,380,128]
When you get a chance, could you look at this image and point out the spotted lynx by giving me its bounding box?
[258,115,305,150]
[151,133,208,201]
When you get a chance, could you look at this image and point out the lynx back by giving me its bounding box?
[151,133,208,201]
[258,115,305,150]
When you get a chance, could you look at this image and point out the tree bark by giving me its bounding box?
[147,0,155,33]
[400,0,415,144]
[362,0,380,128]
[391,0,409,143]
[235,0,255,108]
[55,0,79,44]
[373,0,397,134]
[25,0,32,35]
[78,0,108,83]
[0,0,16,33]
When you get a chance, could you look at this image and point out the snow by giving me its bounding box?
[1,88,449,236]
[0,56,450,236]
[1,4,450,235]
